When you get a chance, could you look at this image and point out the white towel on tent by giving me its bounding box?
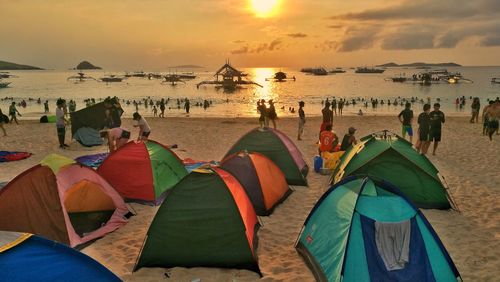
[375,220,411,271]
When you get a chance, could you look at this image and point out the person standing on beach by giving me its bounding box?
[429,103,445,156]
[133,112,151,141]
[415,104,431,154]
[257,99,267,128]
[331,98,337,116]
[159,99,166,118]
[56,99,69,149]
[8,102,21,124]
[338,99,344,116]
[0,108,7,136]
[267,99,278,129]
[470,97,480,123]
[398,102,414,143]
[184,98,190,114]
[298,101,305,140]
[320,102,333,134]
[44,100,49,113]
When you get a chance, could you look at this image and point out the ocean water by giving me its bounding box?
[1,66,499,119]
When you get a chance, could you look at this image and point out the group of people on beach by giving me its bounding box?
[257,99,278,129]
[398,102,445,155]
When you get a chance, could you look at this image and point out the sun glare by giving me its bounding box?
[250,0,280,18]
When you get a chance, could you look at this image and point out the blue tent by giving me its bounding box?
[0,231,120,282]
[296,176,461,282]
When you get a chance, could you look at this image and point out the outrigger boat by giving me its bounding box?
[197,61,263,90]
[177,72,197,79]
[0,78,11,88]
[265,71,295,82]
[355,67,385,74]
[67,72,96,82]
[147,73,163,80]
[100,75,125,83]
[0,72,17,79]
[329,68,346,73]
[161,74,186,86]
[300,67,328,75]
[387,69,473,85]
[125,71,146,78]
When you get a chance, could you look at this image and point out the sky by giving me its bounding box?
[1,0,500,70]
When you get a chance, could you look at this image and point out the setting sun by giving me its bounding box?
[250,0,280,18]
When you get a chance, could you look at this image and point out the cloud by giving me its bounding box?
[268,39,282,50]
[327,0,500,51]
[337,26,381,52]
[381,27,435,50]
[331,0,499,21]
[287,33,307,38]
[230,46,249,54]
[230,39,283,55]
[327,24,343,29]
[480,36,500,46]
[316,40,338,52]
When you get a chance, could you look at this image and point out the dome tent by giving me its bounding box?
[296,176,461,282]
[332,130,454,209]
[225,127,308,186]
[134,167,260,274]
[0,231,120,281]
[0,154,128,247]
[221,150,292,216]
[97,140,188,205]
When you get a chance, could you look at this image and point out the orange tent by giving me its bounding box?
[221,151,292,216]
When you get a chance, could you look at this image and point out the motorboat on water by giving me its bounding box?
[100,75,125,82]
[491,77,500,84]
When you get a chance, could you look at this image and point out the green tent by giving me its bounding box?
[134,168,260,273]
[225,127,308,186]
[332,130,454,209]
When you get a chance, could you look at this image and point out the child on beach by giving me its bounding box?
[133,112,151,141]
[8,102,21,124]
[298,101,305,140]
[56,99,69,149]
[44,100,49,113]
[153,106,158,117]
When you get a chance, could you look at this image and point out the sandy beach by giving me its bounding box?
[0,115,498,281]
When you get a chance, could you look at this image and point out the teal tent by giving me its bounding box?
[296,176,461,282]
